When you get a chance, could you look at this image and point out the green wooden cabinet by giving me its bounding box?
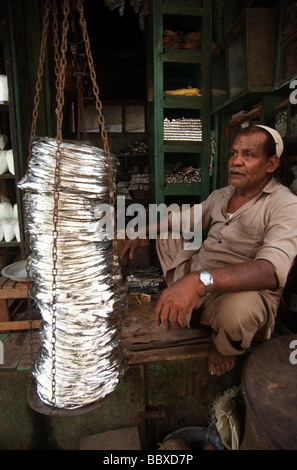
[147,0,212,206]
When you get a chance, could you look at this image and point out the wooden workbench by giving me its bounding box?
[122,296,211,364]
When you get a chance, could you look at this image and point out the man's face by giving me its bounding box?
[228,132,278,193]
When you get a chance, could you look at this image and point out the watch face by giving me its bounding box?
[200,272,212,284]
[199,271,213,293]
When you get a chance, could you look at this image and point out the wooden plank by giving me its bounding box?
[0,319,41,331]
[122,297,210,359]
[163,95,203,109]
[162,50,202,64]
[0,300,9,322]
[127,343,210,364]
[15,282,30,289]
[0,287,29,299]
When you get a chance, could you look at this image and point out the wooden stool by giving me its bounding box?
[0,276,41,331]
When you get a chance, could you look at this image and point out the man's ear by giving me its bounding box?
[267,155,279,174]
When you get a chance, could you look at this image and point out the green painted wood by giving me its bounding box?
[163,95,203,109]
[162,2,204,17]
[164,183,202,196]
[162,49,202,64]
[150,0,212,206]
[163,142,202,153]
[200,0,212,201]
[151,0,165,207]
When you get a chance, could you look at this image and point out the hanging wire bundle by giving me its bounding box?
[20,138,127,409]
[21,0,128,411]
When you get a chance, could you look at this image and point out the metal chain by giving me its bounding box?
[26,0,52,375]
[76,0,115,209]
[50,0,70,412]
[28,0,52,164]
[76,0,126,373]
[52,0,61,107]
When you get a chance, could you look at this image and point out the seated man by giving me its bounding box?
[121,125,297,376]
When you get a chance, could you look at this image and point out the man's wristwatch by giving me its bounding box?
[197,270,213,294]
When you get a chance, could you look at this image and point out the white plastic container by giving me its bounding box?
[0,75,8,102]
[3,220,15,242]
[0,200,14,219]
[6,149,14,174]
[14,220,20,242]
[0,135,7,150]
[0,150,8,174]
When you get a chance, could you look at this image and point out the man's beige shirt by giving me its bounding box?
[170,177,297,290]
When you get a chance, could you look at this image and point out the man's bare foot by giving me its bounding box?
[208,343,236,376]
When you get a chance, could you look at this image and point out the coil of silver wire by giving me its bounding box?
[19,137,127,409]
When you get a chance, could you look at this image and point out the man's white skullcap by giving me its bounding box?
[255,125,284,157]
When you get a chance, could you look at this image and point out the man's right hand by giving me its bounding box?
[120,237,142,262]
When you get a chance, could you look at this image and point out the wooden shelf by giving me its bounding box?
[0,173,15,179]
[0,101,9,111]
[162,49,202,64]
[211,87,274,115]
[163,95,202,109]
[0,241,21,247]
[162,1,204,17]
[163,142,202,153]
[150,0,211,205]
[164,182,202,196]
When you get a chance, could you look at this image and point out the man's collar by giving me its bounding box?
[261,177,278,194]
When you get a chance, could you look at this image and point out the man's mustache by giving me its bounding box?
[229,167,245,175]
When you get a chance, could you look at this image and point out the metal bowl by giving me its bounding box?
[1,260,31,282]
